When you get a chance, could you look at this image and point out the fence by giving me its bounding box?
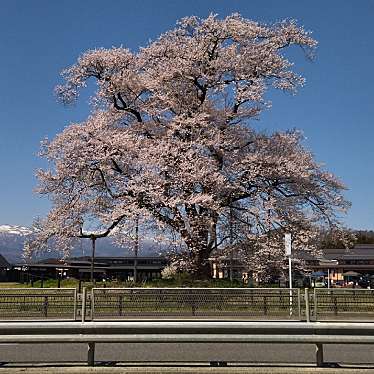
[90,287,301,320]
[313,288,374,320]
[0,288,77,320]
[2,287,374,321]
[1,320,374,366]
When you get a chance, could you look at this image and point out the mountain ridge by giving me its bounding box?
[0,224,161,264]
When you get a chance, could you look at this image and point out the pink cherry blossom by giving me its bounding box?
[25,14,348,279]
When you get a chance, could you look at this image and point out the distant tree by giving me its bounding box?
[25,14,349,278]
[354,230,374,245]
[313,227,350,248]
[304,228,374,251]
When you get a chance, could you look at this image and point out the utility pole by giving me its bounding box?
[285,233,292,316]
[90,235,96,284]
[229,206,234,282]
[133,217,139,283]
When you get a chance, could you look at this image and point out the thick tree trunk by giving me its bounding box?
[181,208,216,279]
[189,242,213,279]
[193,260,212,279]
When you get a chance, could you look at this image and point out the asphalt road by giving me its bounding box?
[1,343,374,367]
[1,368,374,374]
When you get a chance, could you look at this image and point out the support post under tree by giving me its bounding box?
[90,236,96,284]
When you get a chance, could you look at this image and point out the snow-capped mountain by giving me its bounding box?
[0,225,33,263]
[0,224,160,264]
[0,224,33,236]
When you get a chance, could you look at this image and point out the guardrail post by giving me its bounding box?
[333,295,338,316]
[43,296,48,318]
[191,299,196,316]
[297,289,301,320]
[73,289,77,321]
[263,295,267,315]
[87,342,95,366]
[82,287,87,322]
[90,289,94,321]
[118,295,123,316]
[315,343,324,367]
[313,288,318,321]
[305,288,310,322]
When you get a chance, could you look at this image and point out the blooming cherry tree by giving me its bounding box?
[26,14,348,278]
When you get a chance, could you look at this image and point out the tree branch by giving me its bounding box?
[113,93,143,122]
[79,215,126,239]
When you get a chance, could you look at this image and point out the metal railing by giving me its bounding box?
[2,287,374,322]
[1,320,374,367]
[90,287,301,320]
[313,288,374,320]
[0,288,77,320]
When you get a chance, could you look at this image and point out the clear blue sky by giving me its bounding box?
[0,0,373,229]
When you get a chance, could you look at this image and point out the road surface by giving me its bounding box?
[1,342,374,367]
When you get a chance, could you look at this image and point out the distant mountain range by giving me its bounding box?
[0,224,161,264]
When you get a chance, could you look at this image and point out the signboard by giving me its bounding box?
[285,233,292,257]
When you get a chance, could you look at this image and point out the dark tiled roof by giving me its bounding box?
[296,251,316,261]
[37,258,65,265]
[322,245,374,260]
[296,245,374,262]
[0,254,10,268]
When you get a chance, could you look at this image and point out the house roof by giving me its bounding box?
[321,245,374,260]
[293,244,374,262]
[0,254,10,268]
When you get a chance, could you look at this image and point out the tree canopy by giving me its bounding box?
[26,14,349,278]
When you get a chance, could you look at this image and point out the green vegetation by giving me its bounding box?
[0,273,255,289]
[0,282,31,288]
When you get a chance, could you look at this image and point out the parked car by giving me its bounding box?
[358,278,370,288]
[314,280,326,288]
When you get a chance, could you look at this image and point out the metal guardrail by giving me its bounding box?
[1,321,374,367]
[90,287,301,320]
[0,288,77,320]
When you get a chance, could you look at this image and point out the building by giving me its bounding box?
[3,243,374,285]
[210,256,247,280]
[307,244,374,285]
[10,256,168,282]
[210,244,374,286]
[0,254,11,281]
